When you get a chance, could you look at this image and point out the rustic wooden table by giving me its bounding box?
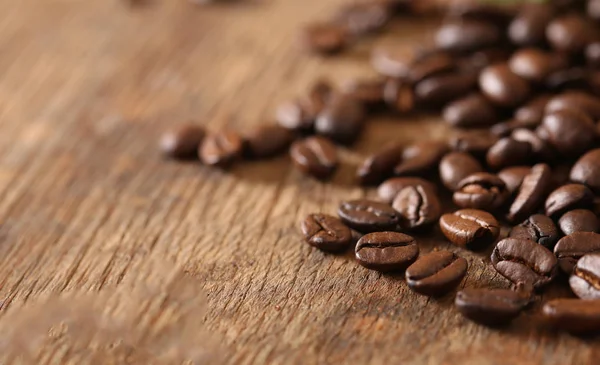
[0,0,599,364]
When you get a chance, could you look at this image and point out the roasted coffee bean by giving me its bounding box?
[371,46,411,78]
[406,251,467,297]
[454,172,509,211]
[508,3,554,46]
[511,128,555,162]
[357,143,403,185]
[440,209,499,250]
[448,3,514,24]
[491,237,558,288]
[406,52,456,84]
[276,99,316,132]
[590,0,600,21]
[538,109,596,157]
[308,79,335,106]
[377,177,437,204]
[301,214,352,252]
[439,152,483,191]
[514,94,552,127]
[545,184,595,218]
[315,94,365,144]
[355,232,418,272]
[300,23,349,55]
[338,199,399,233]
[547,14,595,54]
[342,78,386,108]
[290,136,337,180]
[587,42,600,68]
[448,131,498,159]
[334,2,390,36]
[435,20,501,53]
[414,72,478,107]
[486,137,533,170]
[555,232,600,274]
[509,214,559,249]
[490,120,533,138]
[442,93,498,128]
[498,166,531,195]
[244,125,294,159]
[570,253,600,300]
[543,299,600,335]
[199,130,243,167]
[392,184,441,230]
[559,209,600,236]
[479,64,531,108]
[508,48,567,83]
[545,67,590,91]
[571,149,600,194]
[383,79,414,113]
[394,141,449,177]
[459,48,510,73]
[507,163,552,223]
[455,287,529,327]
[545,91,600,120]
[160,124,205,159]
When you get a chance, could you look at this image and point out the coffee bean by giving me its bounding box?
[440,209,499,250]
[439,152,483,191]
[414,72,478,107]
[545,184,595,218]
[590,0,600,21]
[392,184,441,231]
[459,48,510,73]
[559,209,600,236]
[371,46,410,78]
[315,94,365,144]
[338,199,399,233]
[486,137,534,170]
[455,287,529,327]
[357,143,403,185]
[538,109,597,157]
[555,232,600,274]
[498,166,531,195]
[276,99,316,132]
[308,79,335,106]
[453,172,509,211]
[570,253,600,300]
[442,93,498,128]
[406,52,456,84]
[490,120,532,138]
[514,94,552,127]
[479,63,531,108]
[512,128,555,162]
[199,130,243,167]
[377,177,437,204]
[507,163,552,223]
[570,148,600,194]
[448,3,514,25]
[300,23,349,55]
[394,141,449,177]
[406,251,467,296]
[543,299,600,335]
[244,125,294,159]
[508,48,567,83]
[508,3,554,46]
[383,79,415,113]
[342,78,386,108]
[587,42,600,68]
[334,2,390,36]
[448,131,498,159]
[160,124,205,159]
[355,231,418,272]
[290,136,338,180]
[545,91,600,120]
[301,214,352,252]
[435,20,501,53]
[545,67,591,91]
[509,214,559,250]
[547,14,595,54]
[491,237,558,288]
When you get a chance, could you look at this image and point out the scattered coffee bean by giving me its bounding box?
[442,93,498,128]
[301,214,352,252]
[545,67,591,91]
[508,3,554,47]
[334,2,390,36]
[545,91,600,121]
[392,184,441,231]
[543,299,600,335]
[498,166,531,195]
[569,253,600,300]
[357,143,403,185]
[509,214,559,249]
[570,148,600,194]
[371,46,410,78]
[508,48,567,83]
[290,136,338,180]
[590,0,600,21]
[453,172,509,211]
[554,232,600,274]
[447,3,513,26]
[547,14,594,54]
[377,177,437,204]
[514,93,552,127]
[479,63,531,108]
[439,152,483,191]
[244,125,294,159]
[394,141,449,177]
[414,72,478,107]
[440,209,499,250]
[486,137,533,170]
[510,128,555,162]
[545,183,595,218]
[338,199,399,233]
[315,94,365,144]
[300,23,349,55]
[455,287,529,327]
[406,251,467,297]
[160,124,205,159]
[406,52,456,84]
[355,231,418,272]
[448,131,498,159]
[491,237,558,288]
[383,79,415,113]
[586,41,600,68]
[559,209,600,236]
[507,163,552,223]
[342,78,386,108]
[435,20,501,53]
[199,130,243,167]
[276,99,316,132]
[459,47,510,73]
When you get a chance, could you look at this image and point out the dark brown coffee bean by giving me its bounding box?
[545,91,600,120]
[448,131,498,158]
[571,149,600,194]
[394,141,449,177]
[545,67,591,91]
[406,251,467,297]
[383,79,415,113]
[357,143,403,185]
[491,237,558,288]
[454,172,509,211]
[355,232,418,272]
[315,94,365,144]
[545,184,595,218]
[547,14,595,54]
[514,93,552,127]
[301,214,352,252]
[392,184,441,231]
[439,152,483,191]
[440,209,500,250]
[338,199,399,233]
[435,20,501,53]
[334,2,390,36]
[377,177,437,204]
[507,163,552,223]
[508,4,554,47]
[308,79,335,107]
[543,299,600,335]
[559,209,600,236]
[509,214,559,249]
[342,78,385,108]
[160,124,205,159]
[590,0,600,21]
[290,136,338,180]
[486,137,534,170]
[539,109,596,157]
[406,52,456,84]
[414,72,478,107]
[479,64,531,108]
[508,48,567,83]
[455,287,529,327]
[199,130,243,167]
[276,99,316,132]
[511,128,555,162]
[555,232,600,274]
[587,42,600,68]
[570,253,600,300]
[442,93,498,128]
[498,166,531,195]
[371,46,411,79]
[448,3,514,25]
[244,125,294,159]
[300,23,349,55]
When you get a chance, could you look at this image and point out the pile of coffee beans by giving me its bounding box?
[161,0,600,334]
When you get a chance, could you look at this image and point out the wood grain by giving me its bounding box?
[0,0,598,364]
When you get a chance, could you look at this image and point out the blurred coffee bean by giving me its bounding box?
[507,163,552,223]
[448,131,498,159]
[543,299,600,335]
[586,42,600,68]
[453,172,509,211]
[300,23,350,55]
[486,137,533,170]
[371,46,411,78]
[290,136,338,179]
[406,52,456,84]
[315,94,365,144]
[590,0,600,21]
[342,78,386,109]
[459,48,510,73]
[508,48,567,83]
[443,93,498,129]
[357,143,403,185]
[439,152,484,191]
[508,3,554,47]
[383,79,415,113]
[414,72,478,107]
[498,166,531,195]
[570,148,600,194]
[378,177,437,204]
[244,125,294,159]
[455,287,530,327]
[160,124,205,159]
[435,20,502,53]
[545,91,600,120]
[538,109,596,157]
[545,183,595,218]
[447,3,514,26]
[547,14,595,54]
[479,63,531,108]
[394,141,449,176]
[559,209,600,235]
[511,128,555,162]
[199,130,244,167]
[334,2,390,36]
[276,99,317,132]
[514,94,552,127]
[546,67,591,91]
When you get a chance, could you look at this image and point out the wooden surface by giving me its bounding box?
[0,1,599,364]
